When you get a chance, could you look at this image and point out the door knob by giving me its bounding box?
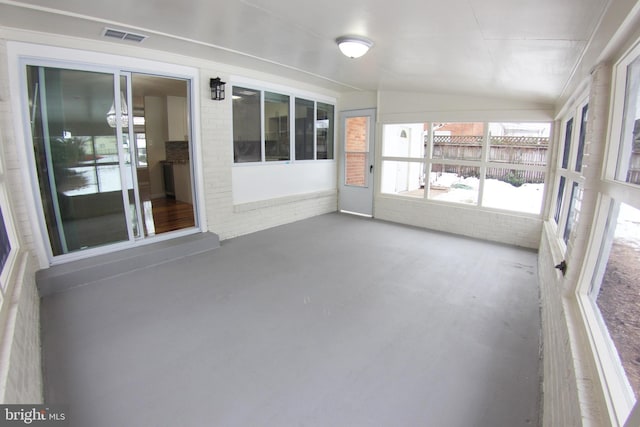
[370,165,373,173]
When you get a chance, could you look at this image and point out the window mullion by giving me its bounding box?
[478,122,490,207]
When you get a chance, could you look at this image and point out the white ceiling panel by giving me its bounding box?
[0,0,612,104]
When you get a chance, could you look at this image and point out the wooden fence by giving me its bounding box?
[431,135,549,184]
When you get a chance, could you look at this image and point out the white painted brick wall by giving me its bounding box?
[1,254,43,404]
[375,196,543,249]
[538,63,613,427]
[539,224,583,427]
[0,38,44,404]
[198,71,337,240]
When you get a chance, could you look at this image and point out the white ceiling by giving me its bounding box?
[0,0,611,105]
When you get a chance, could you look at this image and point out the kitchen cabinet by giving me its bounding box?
[167,96,188,141]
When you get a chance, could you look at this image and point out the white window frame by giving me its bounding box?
[550,96,589,252]
[574,38,640,427]
[380,121,551,216]
[230,77,336,166]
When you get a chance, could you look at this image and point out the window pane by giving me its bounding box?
[561,118,573,169]
[488,122,550,166]
[575,105,588,172]
[345,116,369,187]
[616,55,640,185]
[554,176,566,224]
[428,165,480,205]
[563,182,582,243]
[232,86,261,163]
[594,202,640,400]
[381,160,424,198]
[317,102,334,160]
[382,124,427,158]
[0,207,11,273]
[482,168,544,214]
[295,98,314,160]
[265,92,290,161]
[432,122,484,161]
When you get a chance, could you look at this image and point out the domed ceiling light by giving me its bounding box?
[336,36,373,59]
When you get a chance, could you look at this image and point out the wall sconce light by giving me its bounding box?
[336,35,373,59]
[210,77,226,101]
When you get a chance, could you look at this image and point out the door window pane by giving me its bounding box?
[616,55,640,185]
[488,122,550,166]
[265,92,290,161]
[232,86,261,163]
[594,202,640,400]
[428,165,480,205]
[432,122,484,161]
[295,98,314,160]
[345,116,369,187]
[317,102,334,160]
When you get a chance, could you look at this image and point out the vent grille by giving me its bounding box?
[102,28,148,43]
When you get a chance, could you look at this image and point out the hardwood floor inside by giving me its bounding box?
[145,197,195,235]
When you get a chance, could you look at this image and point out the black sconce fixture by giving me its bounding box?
[210,77,226,101]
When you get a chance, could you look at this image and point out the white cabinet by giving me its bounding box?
[167,96,188,141]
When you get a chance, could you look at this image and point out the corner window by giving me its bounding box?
[380,121,550,214]
[232,84,335,164]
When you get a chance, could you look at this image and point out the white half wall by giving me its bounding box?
[232,162,337,205]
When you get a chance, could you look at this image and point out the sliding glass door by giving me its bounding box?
[26,65,196,259]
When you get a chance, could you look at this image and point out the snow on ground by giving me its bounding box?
[430,172,543,213]
[615,203,640,248]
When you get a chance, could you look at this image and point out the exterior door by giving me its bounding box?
[25,64,197,261]
[339,109,376,216]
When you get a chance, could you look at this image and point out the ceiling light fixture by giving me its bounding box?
[336,36,373,59]
[106,91,129,128]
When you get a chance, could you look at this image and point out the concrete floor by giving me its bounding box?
[40,213,541,427]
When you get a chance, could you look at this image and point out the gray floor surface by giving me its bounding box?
[40,213,541,427]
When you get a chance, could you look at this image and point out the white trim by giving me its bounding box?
[230,75,337,105]
[605,40,640,183]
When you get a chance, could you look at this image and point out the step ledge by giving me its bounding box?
[37,232,220,297]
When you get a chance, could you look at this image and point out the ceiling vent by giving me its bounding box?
[102,28,148,43]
